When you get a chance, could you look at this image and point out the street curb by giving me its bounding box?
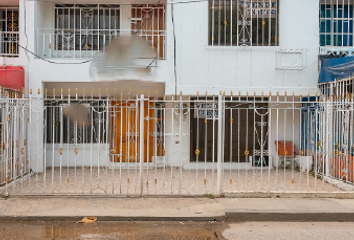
[3,212,354,222]
[226,212,354,222]
[0,215,227,222]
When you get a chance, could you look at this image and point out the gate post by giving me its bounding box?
[217,92,224,195]
[139,94,145,196]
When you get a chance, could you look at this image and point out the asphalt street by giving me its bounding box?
[1,221,354,240]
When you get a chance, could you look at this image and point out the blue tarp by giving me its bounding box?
[319,56,354,84]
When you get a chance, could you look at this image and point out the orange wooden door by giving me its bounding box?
[110,100,160,163]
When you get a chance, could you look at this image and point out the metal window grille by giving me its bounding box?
[36,4,166,59]
[0,7,19,57]
[131,4,166,59]
[209,0,279,46]
[45,101,107,144]
[320,0,354,47]
[54,4,120,52]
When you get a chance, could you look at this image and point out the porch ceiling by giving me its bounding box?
[43,80,165,98]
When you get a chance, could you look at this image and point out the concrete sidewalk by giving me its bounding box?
[1,197,354,222]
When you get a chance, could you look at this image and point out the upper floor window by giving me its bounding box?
[54,4,120,52]
[320,1,354,47]
[0,7,19,57]
[209,0,279,46]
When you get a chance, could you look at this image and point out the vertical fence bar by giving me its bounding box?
[139,94,144,196]
[179,92,183,194]
[212,95,216,193]
[119,92,123,194]
[217,93,223,194]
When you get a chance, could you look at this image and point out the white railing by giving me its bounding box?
[36,28,166,60]
[1,89,354,196]
[0,31,19,57]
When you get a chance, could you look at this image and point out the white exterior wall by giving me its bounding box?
[1,0,321,170]
[14,0,320,96]
[172,0,319,95]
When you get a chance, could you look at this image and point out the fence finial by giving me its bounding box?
[30,88,32,95]
[37,88,40,95]
[246,91,249,97]
[293,91,295,97]
[261,91,264,97]
[284,91,287,96]
[99,88,101,95]
[68,88,71,95]
[22,88,25,95]
[197,90,199,96]
[45,88,47,95]
[61,88,63,95]
[205,91,208,96]
[106,88,109,95]
[277,91,279,97]
[53,88,55,95]
[76,88,79,95]
[254,91,256,97]
[239,91,241,96]
[316,91,318,97]
[91,88,94,95]
[307,91,310,97]
[180,90,183,96]
[269,91,272,97]
[83,88,85,95]
[155,90,158,96]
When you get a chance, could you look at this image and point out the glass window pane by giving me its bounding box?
[326,35,331,45]
[320,35,326,46]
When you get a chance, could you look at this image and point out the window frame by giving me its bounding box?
[208,0,279,47]
[0,6,19,57]
[54,4,121,51]
[320,1,354,47]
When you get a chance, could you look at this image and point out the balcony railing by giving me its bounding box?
[0,31,19,57]
[36,28,166,60]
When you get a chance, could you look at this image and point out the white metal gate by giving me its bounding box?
[1,88,354,196]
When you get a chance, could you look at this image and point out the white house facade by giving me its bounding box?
[1,0,354,196]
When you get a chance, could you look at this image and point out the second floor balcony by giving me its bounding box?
[36,28,166,60]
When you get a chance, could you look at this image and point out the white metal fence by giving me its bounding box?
[0,88,353,196]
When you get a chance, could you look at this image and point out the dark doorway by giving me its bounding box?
[190,98,269,163]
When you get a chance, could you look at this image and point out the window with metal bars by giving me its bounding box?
[320,1,354,47]
[45,101,108,144]
[0,7,19,57]
[54,4,120,51]
[209,0,279,46]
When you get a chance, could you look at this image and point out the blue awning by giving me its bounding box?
[319,56,354,84]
